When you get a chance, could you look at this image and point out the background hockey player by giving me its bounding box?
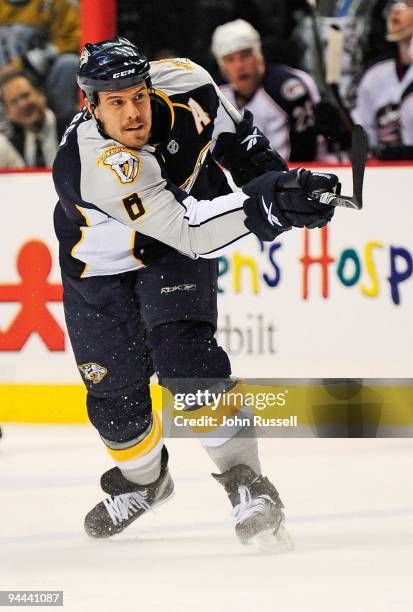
[353,0,413,157]
[53,36,338,548]
[211,18,321,162]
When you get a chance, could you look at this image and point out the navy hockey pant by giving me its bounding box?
[62,250,231,443]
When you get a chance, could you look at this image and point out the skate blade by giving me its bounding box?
[151,489,175,515]
[249,525,294,554]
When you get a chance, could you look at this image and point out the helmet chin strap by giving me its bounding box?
[95,118,110,139]
[87,105,111,139]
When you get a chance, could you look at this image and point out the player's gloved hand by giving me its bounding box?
[242,168,339,241]
[213,109,288,186]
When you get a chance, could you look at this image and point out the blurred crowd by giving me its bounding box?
[1,0,413,169]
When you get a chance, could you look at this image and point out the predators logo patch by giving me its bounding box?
[78,362,108,384]
[98,147,140,184]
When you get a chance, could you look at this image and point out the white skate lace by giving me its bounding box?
[232,485,274,525]
[104,491,151,526]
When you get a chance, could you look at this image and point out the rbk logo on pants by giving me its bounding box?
[161,284,197,294]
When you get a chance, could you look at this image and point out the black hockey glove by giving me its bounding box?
[242,168,339,241]
[213,109,288,186]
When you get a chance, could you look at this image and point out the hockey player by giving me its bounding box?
[353,0,413,152]
[53,36,337,548]
[211,19,321,162]
[399,33,413,146]
[401,79,413,143]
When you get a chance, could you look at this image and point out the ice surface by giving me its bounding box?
[1,426,412,612]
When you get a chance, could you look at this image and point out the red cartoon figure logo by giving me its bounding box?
[0,240,64,351]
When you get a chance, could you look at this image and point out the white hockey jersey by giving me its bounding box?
[400,81,413,144]
[219,63,320,161]
[353,55,413,147]
[53,59,253,278]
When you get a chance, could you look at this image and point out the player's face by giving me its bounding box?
[221,48,265,97]
[93,83,152,149]
[2,76,46,130]
[387,1,413,40]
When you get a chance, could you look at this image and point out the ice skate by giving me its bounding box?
[213,464,294,553]
[84,446,174,538]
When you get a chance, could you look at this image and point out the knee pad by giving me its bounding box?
[87,383,152,443]
[149,321,231,391]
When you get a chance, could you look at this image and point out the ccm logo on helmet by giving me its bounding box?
[113,68,136,78]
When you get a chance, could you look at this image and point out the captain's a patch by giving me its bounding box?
[98,147,140,184]
[78,362,108,384]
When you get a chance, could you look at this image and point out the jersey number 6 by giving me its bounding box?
[122,193,145,220]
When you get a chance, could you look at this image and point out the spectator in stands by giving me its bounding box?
[0,0,80,126]
[0,70,64,167]
[353,0,413,157]
[0,130,24,167]
[211,19,320,161]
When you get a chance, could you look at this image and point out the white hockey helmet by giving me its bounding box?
[211,19,261,61]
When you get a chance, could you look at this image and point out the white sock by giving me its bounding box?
[202,425,261,474]
[120,451,162,485]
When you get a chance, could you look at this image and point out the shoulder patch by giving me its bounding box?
[153,57,194,71]
[97,146,141,184]
[281,78,306,101]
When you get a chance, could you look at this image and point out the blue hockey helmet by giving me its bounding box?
[77,36,151,106]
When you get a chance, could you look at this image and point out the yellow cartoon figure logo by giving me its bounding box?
[98,147,140,184]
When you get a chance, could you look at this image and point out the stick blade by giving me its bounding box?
[351,125,368,209]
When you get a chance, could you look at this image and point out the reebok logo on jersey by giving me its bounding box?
[241,128,262,151]
[261,196,282,227]
[78,362,108,384]
[98,147,140,184]
[161,284,197,294]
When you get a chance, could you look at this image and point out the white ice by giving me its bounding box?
[1,427,412,612]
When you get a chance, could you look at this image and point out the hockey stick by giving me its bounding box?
[306,0,355,138]
[318,124,367,209]
[216,86,367,210]
[326,24,355,132]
